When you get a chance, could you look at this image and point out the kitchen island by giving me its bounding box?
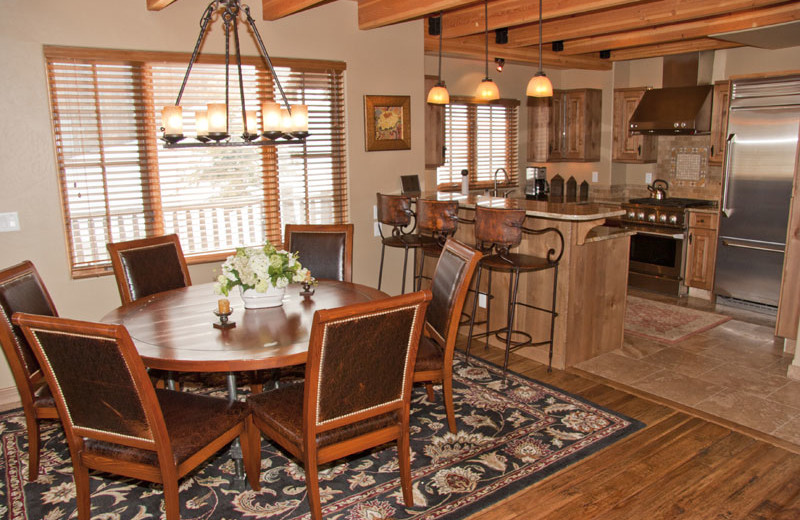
[423,192,633,370]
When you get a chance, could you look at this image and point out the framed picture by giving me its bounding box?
[364,95,411,151]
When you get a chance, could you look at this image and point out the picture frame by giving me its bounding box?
[364,95,411,151]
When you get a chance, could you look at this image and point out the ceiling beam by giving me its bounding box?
[262,0,330,21]
[147,0,179,11]
[608,38,743,61]
[505,0,790,48]
[360,0,644,33]
[424,34,612,70]
[561,3,800,55]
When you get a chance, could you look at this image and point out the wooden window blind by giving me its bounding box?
[436,97,519,191]
[45,46,347,278]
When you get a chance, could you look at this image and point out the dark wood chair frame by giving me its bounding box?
[285,223,354,282]
[247,290,432,520]
[107,233,192,306]
[413,239,482,432]
[414,198,460,291]
[0,260,59,481]
[13,313,259,520]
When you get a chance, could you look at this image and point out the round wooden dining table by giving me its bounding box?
[102,280,388,375]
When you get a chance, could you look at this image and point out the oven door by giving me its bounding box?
[628,229,685,293]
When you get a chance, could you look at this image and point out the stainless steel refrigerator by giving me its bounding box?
[715,76,800,308]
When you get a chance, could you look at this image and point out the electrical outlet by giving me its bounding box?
[0,212,20,232]
[373,222,381,237]
[592,171,599,183]
[645,172,653,184]
[478,293,487,308]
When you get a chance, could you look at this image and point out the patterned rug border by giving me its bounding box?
[624,295,732,345]
[1,353,646,520]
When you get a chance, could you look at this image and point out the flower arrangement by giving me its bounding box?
[214,242,312,297]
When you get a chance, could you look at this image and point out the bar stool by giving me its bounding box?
[414,198,460,290]
[465,205,564,373]
[376,193,435,294]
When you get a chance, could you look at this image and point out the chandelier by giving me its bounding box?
[160,0,309,148]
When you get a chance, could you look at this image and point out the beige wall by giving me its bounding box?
[0,1,424,393]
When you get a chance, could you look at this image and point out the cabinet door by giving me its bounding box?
[613,89,657,163]
[685,227,717,290]
[424,75,445,168]
[563,91,585,159]
[709,81,731,166]
[527,96,551,163]
[550,92,564,160]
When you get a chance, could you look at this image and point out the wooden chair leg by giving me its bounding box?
[305,457,323,520]
[242,418,261,491]
[425,382,435,402]
[162,476,181,520]
[443,375,457,433]
[73,458,91,520]
[398,429,414,507]
[25,415,40,481]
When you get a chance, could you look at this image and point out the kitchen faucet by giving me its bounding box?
[493,168,510,197]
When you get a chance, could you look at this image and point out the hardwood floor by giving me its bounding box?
[465,346,800,519]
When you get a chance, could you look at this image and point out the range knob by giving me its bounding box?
[669,214,679,224]
[659,214,668,223]
[627,210,636,219]
[637,211,645,220]
[647,213,656,222]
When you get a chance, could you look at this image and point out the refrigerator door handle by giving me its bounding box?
[721,238,785,254]
[721,133,735,218]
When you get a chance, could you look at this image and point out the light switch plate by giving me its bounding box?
[373,222,381,237]
[592,171,599,183]
[0,212,20,232]
[645,172,653,184]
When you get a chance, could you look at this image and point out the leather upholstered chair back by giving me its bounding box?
[416,199,459,241]
[376,193,413,228]
[0,261,59,481]
[107,234,192,305]
[425,239,482,346]
[285,224,353,282]
[14,313,257,520]
[474,206,527,251]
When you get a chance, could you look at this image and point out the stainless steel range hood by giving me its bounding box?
[629,53,713,135]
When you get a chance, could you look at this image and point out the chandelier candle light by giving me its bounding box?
[476,0,499,101]
[161,0,309,148]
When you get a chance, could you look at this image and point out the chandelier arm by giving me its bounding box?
[231,6,250,138]
[242,4,293,116]
[174,1,216,106]
[223,13,232,134]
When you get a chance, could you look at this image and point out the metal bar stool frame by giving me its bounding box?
[465,206,564,373]
[376,193,434,294]
[414,199,460,291]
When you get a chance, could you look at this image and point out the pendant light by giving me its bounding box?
[476,0,499,101]
[526,0,553,97]
[427,13,450,105]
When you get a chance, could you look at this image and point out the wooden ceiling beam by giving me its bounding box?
[505,0,789,48]
[561,3,800,55]
[262,0,330,21]
[147,0,179,11]
[358,0,475,30]
[608,38,742,61]
[424,34,612,70]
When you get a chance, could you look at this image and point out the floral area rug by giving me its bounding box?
[625,295,732,344]
[1,355,643,520]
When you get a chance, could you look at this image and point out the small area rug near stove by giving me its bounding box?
[625,295,732,344]
[2,355,643,520]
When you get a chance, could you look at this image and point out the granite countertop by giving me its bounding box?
[422,192,625,222]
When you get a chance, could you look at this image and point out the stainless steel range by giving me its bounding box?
[614,197,716,294]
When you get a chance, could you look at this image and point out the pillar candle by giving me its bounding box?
[218,298,230,314]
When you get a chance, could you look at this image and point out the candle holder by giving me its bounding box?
[299,282,315,301]
[213,309,236,329]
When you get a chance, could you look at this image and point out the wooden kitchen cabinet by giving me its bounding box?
[709,80,731,165]
[526,88,600,162]
[685,211,719,291]
[612,87,657,163]
[424,75,445,168]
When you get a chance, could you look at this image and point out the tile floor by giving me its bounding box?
[573,288,800,448]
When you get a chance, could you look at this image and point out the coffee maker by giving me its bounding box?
[525,167,549,200]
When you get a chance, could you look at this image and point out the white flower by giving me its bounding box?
[214,241,311,296]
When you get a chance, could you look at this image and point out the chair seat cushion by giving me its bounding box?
[414,336,444,373]
[382,234,436,249]
[248,382,399,449]
[32,384,55,409]
[480,252,556,272]
[84,389,249,466]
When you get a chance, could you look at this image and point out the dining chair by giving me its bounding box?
[413,239,482,433]
[246,290,432,520]
[107,234,192,306]
[13,313,259,520]
[285,224,354,282]
[0,260,59,481]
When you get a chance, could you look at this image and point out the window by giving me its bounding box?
[436,97,519,190]
[45,46,347,278]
